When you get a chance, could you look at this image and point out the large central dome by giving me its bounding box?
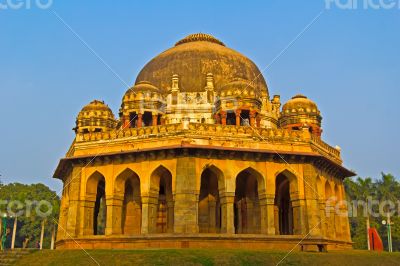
[135,33,269,96]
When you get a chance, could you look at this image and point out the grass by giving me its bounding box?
[14,249,400,266]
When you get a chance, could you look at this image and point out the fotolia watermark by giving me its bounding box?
[325,197,400,218]
[0,200,53,218]
[325,0,400,10]
[0,0,52,10]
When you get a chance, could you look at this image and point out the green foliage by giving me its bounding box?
[0,183,60,248]
[345,173,400,251]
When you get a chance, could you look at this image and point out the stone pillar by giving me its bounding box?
[250,111,256,127]
[305,197,322,237]
[220,193,235,234]
[237,201,242,233]
[57,193,69,240]
[324,196,336,239]
[152,114,158,126]
[291,196,307,235]
[246,200,254,233]
[81,199,95,236]
[256,115,261,128]
[141,196,150,234]
[167,200,174,233]
[141,195,158,234]
[208,196,217,233]
[318,200,327,237]
[235,109,241,126]
[335,206,342,239]
[137,113,143,128]
[105,195,123,235]
[123,114,130,129]
[274,205,279,235]
[214,113,221,124]
[220,111,227,126]
[66,165,82,237]
[265,195,276,235]
[173,157,199,233]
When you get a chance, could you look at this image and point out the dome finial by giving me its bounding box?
[175,33,225,46]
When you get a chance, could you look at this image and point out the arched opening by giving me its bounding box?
[226,111,236,125]
[240,110,250,126]
[86,171,107,236]
[150,166,174,233]
[115,169,142,235]
[234,168,262,234]
[142,111,153,127]
[130,112,138,128]
[275,173,293,235]
[325,182,332,199]
[198,168,221,233]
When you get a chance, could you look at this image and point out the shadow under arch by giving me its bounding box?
[149,165,174,233]
[325,181,333,200]
[198,164,225,233]
[86,171,106,235]
[115,168,142,235]
[234,167,265,234]
[316,175,324,199]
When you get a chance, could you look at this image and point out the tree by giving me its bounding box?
[345,173,400,251]
[344,177,375,250]
[0,183,60,248]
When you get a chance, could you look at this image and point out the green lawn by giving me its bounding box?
[15,249,400,266]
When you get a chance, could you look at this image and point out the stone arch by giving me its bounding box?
[275,169,298,195]
[334,183,341,201]
[325,180,335,238]
[115,168,142,235]
[86,171,106,235]
[198,165,224,233]
[149,165,174,233]
[325,181,333,200]
[316,175,324,200]
[274,173,293,235]
[201,164,225,192]
[234,167,264,234]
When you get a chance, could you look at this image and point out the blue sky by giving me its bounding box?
[0,0,399,192]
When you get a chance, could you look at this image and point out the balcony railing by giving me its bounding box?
[74,123,341,162]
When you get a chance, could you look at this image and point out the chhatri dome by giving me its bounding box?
[54,33,354,251]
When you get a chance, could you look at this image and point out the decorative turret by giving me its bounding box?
[279,94,322,137]
[215,78,262,127]
[75,100,116,134]
[205,73,215,104]
[120,81,165,128]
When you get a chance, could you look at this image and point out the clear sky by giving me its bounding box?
[0,0,399,192]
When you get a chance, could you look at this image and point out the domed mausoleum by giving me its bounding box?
[54,33,354,251]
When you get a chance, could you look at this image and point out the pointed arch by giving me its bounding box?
[325,181,333,200]
[316,175,325,200]
[274,172,293,235]
[238,167,266,194]
[234,167,264,234]
[114,168,140,195]
[115,168,141,235]
[198,164,224,233]
[201,164,225,192]
[275,169,298,195]
[86,171,106,235]
[334,183,341,201]
[86,170,106,194]
[149,165,173,233]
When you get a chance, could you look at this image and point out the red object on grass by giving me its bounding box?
[368,228,383,251]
